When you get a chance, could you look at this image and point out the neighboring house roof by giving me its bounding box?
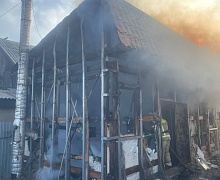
[0,38,20,64]
[0,88,16,100]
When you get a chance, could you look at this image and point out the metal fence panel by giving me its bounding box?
[0,121,13,179]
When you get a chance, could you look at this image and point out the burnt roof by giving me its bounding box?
[29,0,214,68]
[0,38,19,64]
[108,0,193,54]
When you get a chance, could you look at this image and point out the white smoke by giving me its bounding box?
[35,167,64,180]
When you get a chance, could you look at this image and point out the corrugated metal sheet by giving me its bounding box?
[0,88,16,100]
[0,38,19,64]
[0,121,13,179]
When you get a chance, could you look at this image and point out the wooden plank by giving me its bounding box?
[210,143,215,148]
[43,161,101,179]
[143,116,156,122]
[26,117,82,123]
[151,159,158,166]
[57,117,82,123]
[125,165,140,176]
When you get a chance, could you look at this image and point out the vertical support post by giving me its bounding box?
[197,103,201,147]
[187,104,193,162]
[110,59,119,180]
[101,1,107,179]
[56,80,61,118]
[155,77,164,176]
[215,108,219,152]
[116,87,123,179]
[30,60,35,170]
[39,50,46,168]
[56,80,60,135]
[138,69,144,178]
[65,27,71,180]
[11,0,32,176]
[51,42,57,170]
[152,83,155,113]
[174,84,177,102]
[134,67,146,179]
[207,109,211,155]
[81,19,89,180]
[135,89,140,136]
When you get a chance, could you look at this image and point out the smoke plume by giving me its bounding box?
[127,0,220,52]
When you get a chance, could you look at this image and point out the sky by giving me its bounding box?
[0,0,81,45]
[0,0,220,52]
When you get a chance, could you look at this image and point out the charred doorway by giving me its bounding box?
[160,100,190,166]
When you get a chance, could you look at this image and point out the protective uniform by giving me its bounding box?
[161,119,172,167]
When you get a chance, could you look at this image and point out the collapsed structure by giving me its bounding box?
[18,0,220,179]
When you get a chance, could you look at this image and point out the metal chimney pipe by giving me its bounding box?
[11,0,32,177]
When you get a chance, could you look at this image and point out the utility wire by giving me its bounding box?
[0,2,21,18]
[32,0,42,39]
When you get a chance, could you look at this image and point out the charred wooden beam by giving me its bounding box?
[125,165,140,176]
[36,72,99,87]
[155,77,164,175]
[119,82,140,90]
[197,104,202,147]
[139,82,145,179]
[207,108,211,155]
[109,59,119,179]
[143,115,157,122]
[43,161,101,179]
[32,59,100,77]
[101,1,107,178]
[26,117,83,123]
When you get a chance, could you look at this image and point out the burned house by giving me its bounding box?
[22,0,220,179]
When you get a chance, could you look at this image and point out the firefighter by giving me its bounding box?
[161,118,172,167]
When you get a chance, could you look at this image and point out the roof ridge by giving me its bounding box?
[0,38,19,44]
